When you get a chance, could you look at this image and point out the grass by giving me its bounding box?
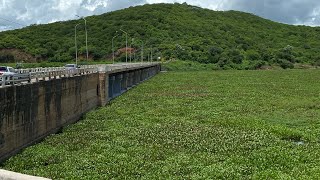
[2,70,320,179]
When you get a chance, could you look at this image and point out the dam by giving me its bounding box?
[0,63,161,162]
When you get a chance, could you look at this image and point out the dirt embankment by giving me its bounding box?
[0,49,36,63]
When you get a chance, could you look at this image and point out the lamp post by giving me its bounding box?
[129,42,132,62]
[130,38,134,63]
[74,23,81,65]
[112,31,118,64]
[120,29,128,63]
[76,15,88,61]
[151,46,153,62]
[141,41,144,62]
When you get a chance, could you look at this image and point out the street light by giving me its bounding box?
[76,15,88,61]
[120,29,128,63]
[141,41,144,62]
[129,38,134,62]
[112,31,119,64]
[129,42,132,62]
[151,46,153,62]
[74,23,81,65]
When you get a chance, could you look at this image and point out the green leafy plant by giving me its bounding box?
[2,70,320,179]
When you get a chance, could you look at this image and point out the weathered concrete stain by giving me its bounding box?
[0,88,5,148]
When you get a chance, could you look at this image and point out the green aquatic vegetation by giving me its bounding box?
[2,70,320,179]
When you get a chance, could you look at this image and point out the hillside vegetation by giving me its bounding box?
[1,3,320,69]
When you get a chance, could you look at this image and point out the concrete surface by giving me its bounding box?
[0,169,51,180]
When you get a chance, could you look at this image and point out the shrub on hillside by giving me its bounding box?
[248,60,267,70]
[162,60,218,71]
[278,59,294,69]
[0,52,14,63]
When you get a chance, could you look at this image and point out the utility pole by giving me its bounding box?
[120,29,128,63]
[112,31,118,64]
[141,41,144,62]
[151,46,153,62]
[76,15,89,61]
[74,23,81,65]
[129,38,134,63]
[129,43,132,62]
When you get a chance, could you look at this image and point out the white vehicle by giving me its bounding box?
[64,64,79,74]
[0,66,18,83]
[0,66,16,76]
[64,64,78,70]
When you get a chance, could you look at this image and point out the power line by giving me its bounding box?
[0,17,26,27]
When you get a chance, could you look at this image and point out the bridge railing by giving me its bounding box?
[29,66,98,82]
[0,73,31,87]
[0,63,160,88]
[97,62,160,72]
[0,66,98,88]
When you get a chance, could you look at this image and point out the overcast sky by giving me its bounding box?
[1,0,320,31]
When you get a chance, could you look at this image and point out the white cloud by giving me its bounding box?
[83,0,108,11]
[1,0,320,31]
[0,25,12,31]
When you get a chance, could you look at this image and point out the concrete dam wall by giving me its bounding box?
[0,63,161,162]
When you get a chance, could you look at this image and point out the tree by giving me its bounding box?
[228,49,244,64]
[208,46,223,63]
[246,50,261,61]
[277,45,296,63]
[278,59,294,69]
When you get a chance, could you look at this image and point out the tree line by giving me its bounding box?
[0,3,320,69]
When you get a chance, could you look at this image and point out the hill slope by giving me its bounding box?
[0,3,320,69]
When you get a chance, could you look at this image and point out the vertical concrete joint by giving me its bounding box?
[98,72,107,106]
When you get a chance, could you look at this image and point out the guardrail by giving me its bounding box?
[96,62,160,72]
[0,63,160,88]
[0,66,98,88]
[1,73,31,87]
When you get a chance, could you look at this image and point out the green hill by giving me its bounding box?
[1,3,320,69]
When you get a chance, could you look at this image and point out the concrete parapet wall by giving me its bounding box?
[0,169,51,180]
[0,63,161,162]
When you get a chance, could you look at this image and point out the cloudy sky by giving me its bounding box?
[0,0,320,31]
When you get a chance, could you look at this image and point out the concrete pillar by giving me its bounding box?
[134,71,139,85]
[154,66,157,75]
[121,72,128,93]
[98,72,108,106]
[108,75,115,100]
[112,74,122,97]
[146,68,149,79]
[149,67,153,78]
[116,74,123,96]
[140,69,144,82]
[132,71,136,86]
[148,67,151,78]
[151,67,155,76]
[137,70,142,84]
[128,71,133,88]
[144,68,148,80]
[139,70,142,83]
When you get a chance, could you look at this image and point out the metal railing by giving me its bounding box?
[0,63,160,88]
[97,62,160,72]
[1,73,31,87]
[0,66,98,88]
